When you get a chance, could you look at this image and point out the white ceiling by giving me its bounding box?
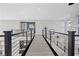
[0,3,79,20]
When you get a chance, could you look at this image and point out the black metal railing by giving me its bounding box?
[0,29,35,56]
[42,27,76,56]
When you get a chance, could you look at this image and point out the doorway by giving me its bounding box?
[20,22,35,33]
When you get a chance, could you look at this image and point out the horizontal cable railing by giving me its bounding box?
[12,29,25,56]
[0,34,5,56]
[42,27,76,56]
[51,31,68,56]
[54,32,68,35]
[0,35,4,37]
[0,29,35,56]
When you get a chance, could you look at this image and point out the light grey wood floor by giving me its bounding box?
[26,35,54,56]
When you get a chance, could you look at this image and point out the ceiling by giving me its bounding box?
[0,3,78,20]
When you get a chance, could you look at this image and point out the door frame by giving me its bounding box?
[20,22,35,33]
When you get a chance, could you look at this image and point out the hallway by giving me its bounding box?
[25,35,54,56]
[0,3,79,56]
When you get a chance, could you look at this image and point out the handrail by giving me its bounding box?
[0,29,35,56]
[12,32,24,36]
[54,32,68,35]
[0,30,33,37]
[49,29,68,35]
[43,28,68,36]
[42,27,76,56]
[0,35,4,37]
[51,31,79,37]
[0,31,26,37]
[75,35,79,37]
[0,32,24,37]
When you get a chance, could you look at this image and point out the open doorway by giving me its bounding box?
[20,22,35,33]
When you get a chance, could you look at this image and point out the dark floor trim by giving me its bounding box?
[21,35,35,56]
[42,35,58,56]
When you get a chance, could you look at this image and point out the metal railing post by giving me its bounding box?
[26,31,27,45]
[49,31,52,45]
[30,29,32,39]
[22,29,25,36]
[3,31,12,56]
[42,29,43,36]
[45,27,47,39]
[68,31,76,56]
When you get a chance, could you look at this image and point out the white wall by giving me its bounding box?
[0,20,65,35]
[36,20,66,34]
[0,20,20,34]
[67,3,79,17]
